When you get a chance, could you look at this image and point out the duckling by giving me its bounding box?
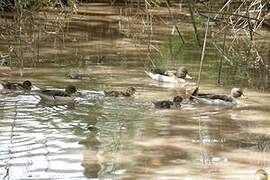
[37,85,78,103]
[0,80,33,91]
[153,96,183,109]
[255,169,269,180]
[104,87,136,97]
[190,87,244,106]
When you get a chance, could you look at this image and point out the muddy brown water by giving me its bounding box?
[0,64,270,180]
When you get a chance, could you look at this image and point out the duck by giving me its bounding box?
[65,73,91,80]
[145,67,192,83]
[104,87,136,97]
[255,169,269,180]
[153,96,183,109]
[190,87,245,106]
[0,80,33,91]
[37,85,79,103]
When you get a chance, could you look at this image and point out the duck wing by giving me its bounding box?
[153,100,173,109]
[120,91,132,97]
[150,68,166,75]
[16,83,25,90]
[40,90,68,97]
[104,90,120,97]
[2,82,24,90]
[190,87,234,102]
[197,94,234,102]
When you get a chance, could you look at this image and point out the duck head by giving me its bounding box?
[173,96,183,103]
[22,80,32,90]
[65,85,77,95]
[126,87,136,96]
[176,67,192,79]
[173,96,183,107]
[255,169,269,180]
[231,88,244,99]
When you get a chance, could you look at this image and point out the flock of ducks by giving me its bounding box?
[0,66,246,107]
[146,67,269,180]
[0,67,268,179]
[146,67,245,108]
[0,80,137,103]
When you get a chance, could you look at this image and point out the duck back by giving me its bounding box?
[41,90,69,97]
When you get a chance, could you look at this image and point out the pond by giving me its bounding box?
[0,3,270,179]
[0,62,270,179]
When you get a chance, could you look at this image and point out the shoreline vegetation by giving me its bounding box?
[0,0,269,90]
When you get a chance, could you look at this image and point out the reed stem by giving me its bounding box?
[197,15,210,87]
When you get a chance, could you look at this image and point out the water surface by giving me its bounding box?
[0,65,270,180]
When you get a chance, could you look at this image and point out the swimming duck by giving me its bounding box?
[153,96,183,109]
[145,67,192,83]
[255,169,269,180]
[37,85,78,103]
[0,80,33,91]
[104,87,136,97]
[190,87,244,106]
[65,73,91,80]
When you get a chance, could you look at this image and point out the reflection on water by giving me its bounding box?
[0,66,270,179]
